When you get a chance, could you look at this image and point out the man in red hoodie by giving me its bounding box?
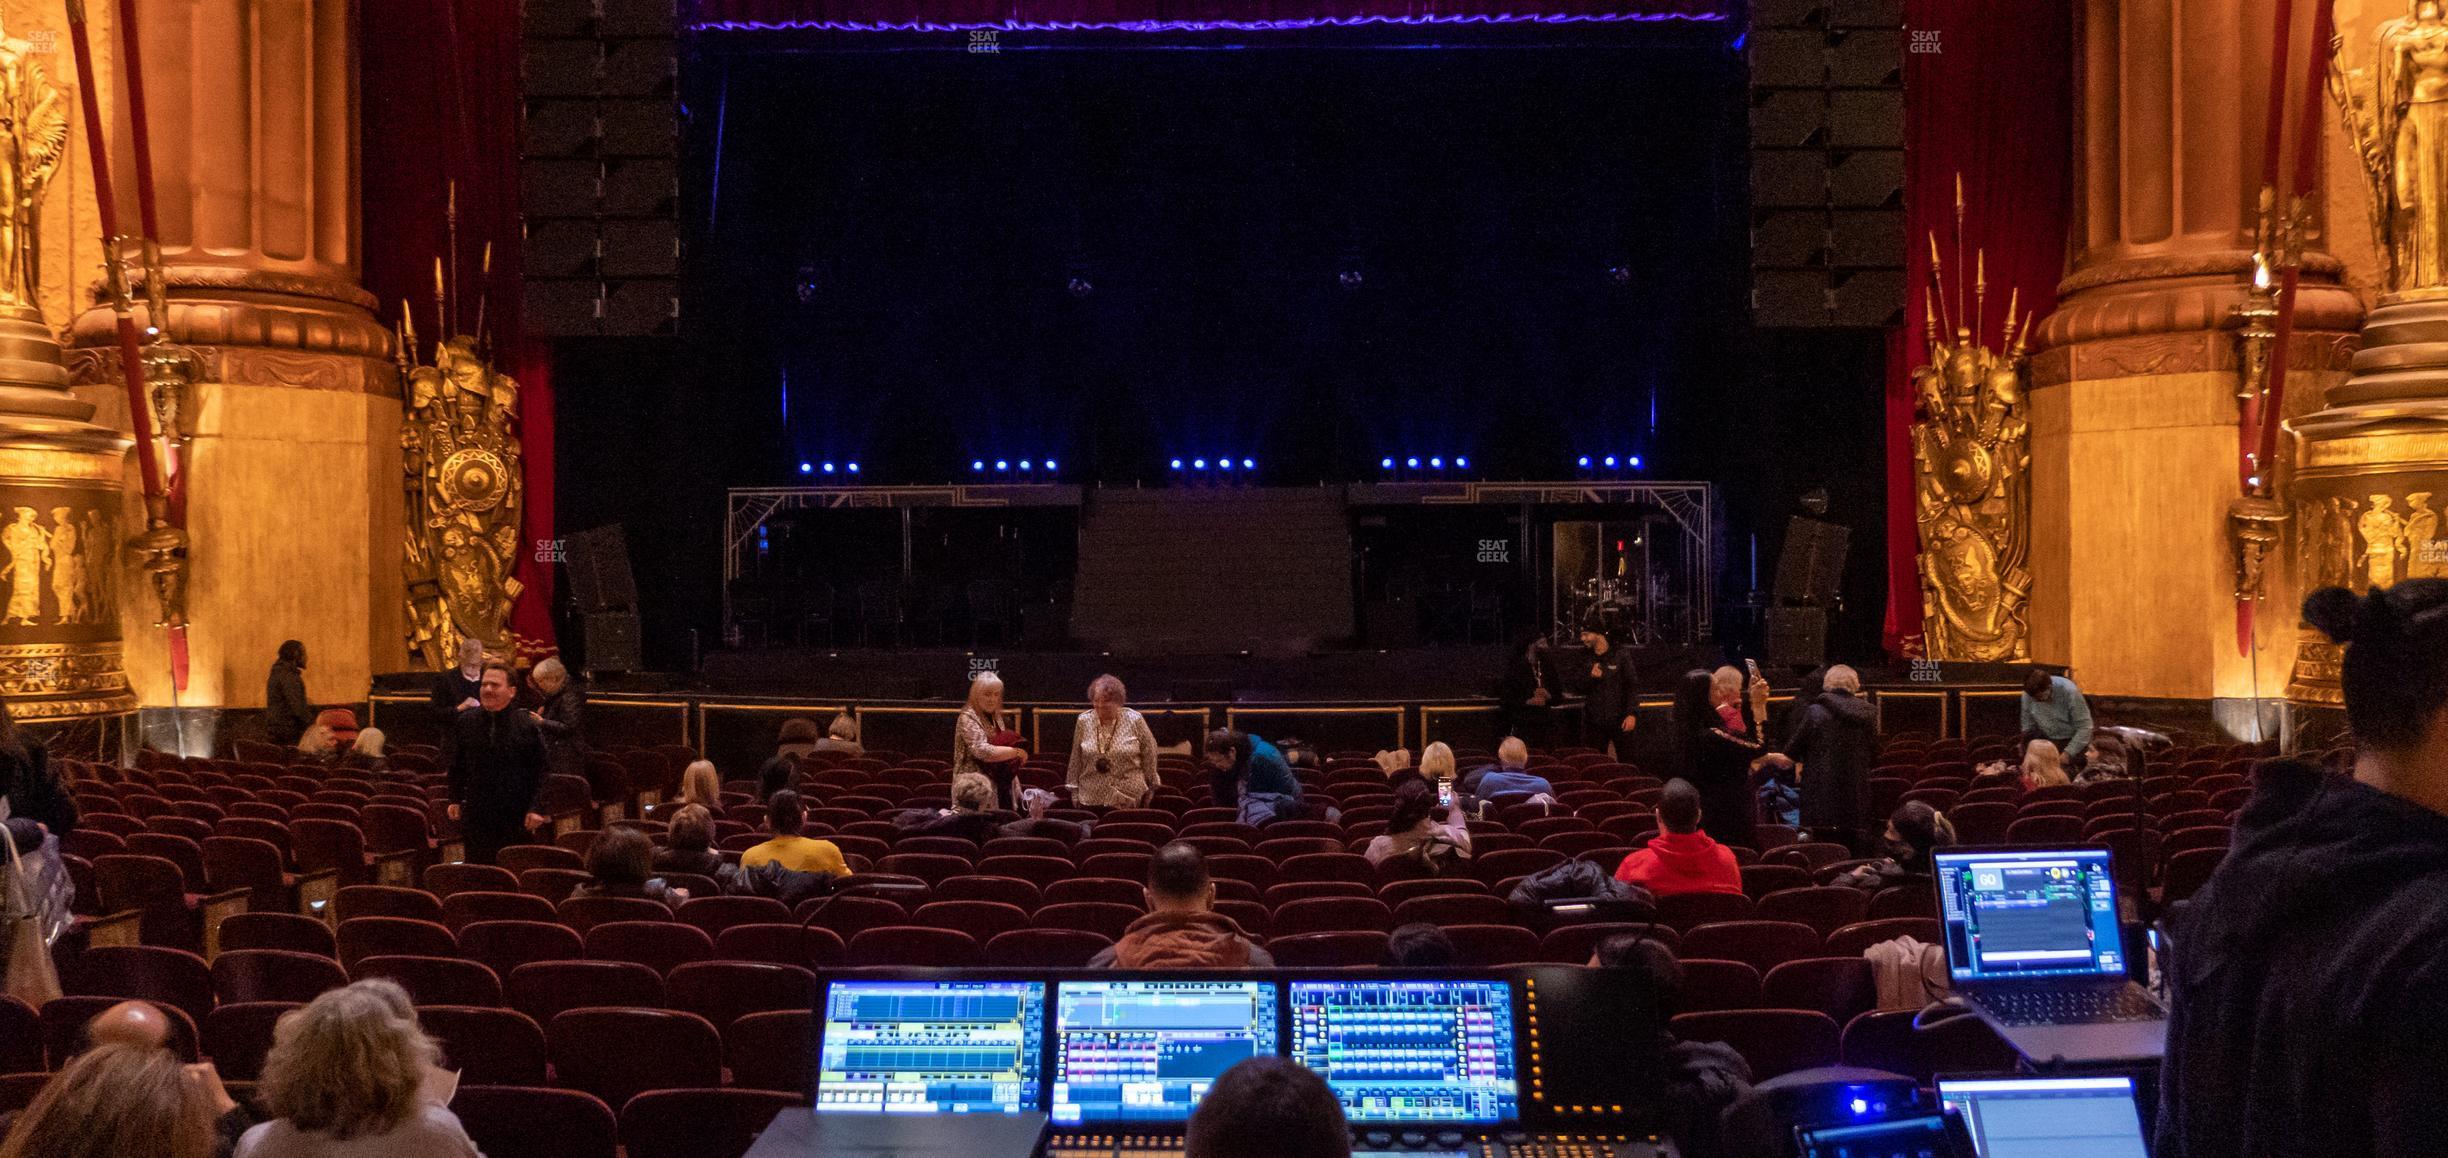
[1089,842,1274,968]
[1614,779,1743,896]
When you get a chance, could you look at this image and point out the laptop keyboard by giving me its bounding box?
[1981,987,2162,1026]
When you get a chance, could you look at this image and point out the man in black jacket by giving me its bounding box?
[262,640,313,745]
[1766,663,1877,853]
[2158,582,2448,1157]
[430,635,485,724]
[443,663,547,865]
[1576,623,1637,757]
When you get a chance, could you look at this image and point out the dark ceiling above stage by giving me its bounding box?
[681,27,1747,486]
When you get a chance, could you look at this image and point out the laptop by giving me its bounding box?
[1931,846,2165,1064]
[1936,1075,2150,1158]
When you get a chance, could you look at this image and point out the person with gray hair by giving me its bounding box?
[1066,674,1161,808]
[1763,663,1878,853]
[527,655,587,782]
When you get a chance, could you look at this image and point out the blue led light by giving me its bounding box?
[1577,456,1591,468]
[1603,456,1618,468]
[1381,457,1395,469]
[1171,459,1184,470]
[972,460,985,472]
[798,462,813,474]
[821,462,836,473]
[1629,455,1644,468]
[1043,460,1056,471]
[1849,1099,1869,1116]
[1429,457,1443,468]
[1219,458,1234,471]
[1018,460,1033,471]
[995,460,1009,471]
[1194,458,1208,469]
[847,462,860,473]
[1242,458,1255,469]
[1406,457,1420,468]
[1454,456,1469,468]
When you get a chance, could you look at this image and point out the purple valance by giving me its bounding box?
[685,0,1730,31]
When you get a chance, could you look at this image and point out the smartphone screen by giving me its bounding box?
[1437,781,1454,808]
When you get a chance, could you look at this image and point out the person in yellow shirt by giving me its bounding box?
[738,789,850,877]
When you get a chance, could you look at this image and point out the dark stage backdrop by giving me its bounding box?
[684,32,1747,485]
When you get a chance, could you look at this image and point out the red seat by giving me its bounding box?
[874,852,973,885]
[1271,896,1394,935]
[441,890,559,932]
[126,832,208,891]
[845,926,984,967]
[212,948,347,1006]
[336,916,458,970]
[453,1084,619,1158]
[724,1010,812,1094]
[1739,864,1811,899]
[1765,842,1853,870]
[419,1005,549,1085]
[984,928,1114,967]
[970,855,1074,889]
[425,862,521,898]
[1670,1009,1841,1078]
[1840,1009,2017,1085]
[1266,931,1389,967]
[93,854,206,949]
[1079,852,1154,880]
[977,836,1070,859]
[290,818,378,887]
[1754,887,1872,938]
[334,884,445,924]
[1535,922,1678,965]
[461,919,586,979]
[217,911,337,957]
[799,894,908,940]
[929,875,1042,911]
[1264,881,1373,907]
[585,920,718,977]
[1276,852,1374,884]
[665,961,820,1032]
[549,1007,723,1109]
[1678,921,1824,973]
[1655,890,1758,933]
[671,895,795,938]
[556,895,673,935]
[2005,815,2084,845]
[620,1088,804,1158]
[716,923,846,970]
[1676,959,1765,1013]
[0,996,39,1074]
[1376,878,1490,906]
[2161,846,2227,904]
[1203,854,1279,893]
[1390,893,1513,927]
[498,845,585,874]
[1034,902,1145,941]
[202,1001,296,1080]
[67,945,213,1027]
[353,954,505,1007]
[505,960,664,1026]
[1761,957,1879,1025]
[908,900,1033,940]
[1822,917,1943,958]
[1440,924,1541,967]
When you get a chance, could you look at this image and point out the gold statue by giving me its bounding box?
[2336,0,2448,297]
[399,253,525,669]
[1910,182,2033,662]
[0,15,65,309]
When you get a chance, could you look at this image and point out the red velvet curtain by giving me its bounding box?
[687,0,1731,27]
[360,0,556,652]
[1882,0,2073,657]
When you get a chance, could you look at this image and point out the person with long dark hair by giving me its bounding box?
[0,698,71,840]
[2158,579,2448,1156]
[262,640,313,746]
[1671,667,1766,849]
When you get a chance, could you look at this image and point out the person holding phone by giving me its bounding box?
[1576,619,1638,757]
[1364,779,1470,867]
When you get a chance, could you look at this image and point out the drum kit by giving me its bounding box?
[1557,576,1665,646]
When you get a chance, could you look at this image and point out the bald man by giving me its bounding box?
[76,1001,247,1154]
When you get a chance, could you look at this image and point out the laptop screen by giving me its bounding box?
[1289,979,1519,1124]
[1934,847,2128,982]
[814,979,1047,1114]
[1937,1076,2149,1158]
[1051,979,1280,1125]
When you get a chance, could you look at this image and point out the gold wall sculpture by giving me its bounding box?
[0,10,133,723]
[1910,235,2033,663]
[2291,0,2448,702]
[400,324,524,670]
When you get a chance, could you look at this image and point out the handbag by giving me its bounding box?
[2,806,63,1007]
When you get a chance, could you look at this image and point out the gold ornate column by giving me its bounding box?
[0,11,135,732]
[63,0,403,721]
[2287,0,2448,703]
[2027,0,2360,716]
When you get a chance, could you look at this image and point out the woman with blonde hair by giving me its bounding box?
[0,1044,223,1158]
[953,672,1026,810]
[1418,741,1457,785]
[343,726,390,773]
[816,711,863,756]
[679,759,726,818]
[2021,739,2070,792]
[240,979,480,1155]
[295,721,339,762]
[1067,674,1160,808]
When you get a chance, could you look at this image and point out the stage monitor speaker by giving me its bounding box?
[565,524,639,613]
[1773,517,1850,605]
[1765,606,1828,668]
[583,612,642,673]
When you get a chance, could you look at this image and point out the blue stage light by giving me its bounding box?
[818,462,833,474]
[1043,460,1056,471]
[1429,457,1444,468]
[1171,459,1184,470]
[1194,458,1208,469]
[1381,457,1395,470]
[1019,460,1033,471]
[1406,457,1420,468]
[798,462,813,474]
[995,460,1009,471]
[1455,456,1469,468]
[1629,455,1643,468]
[1603,456,1618,468]
[847,462,860,473]
[1577,456,1591,468]
[1242,458,1255,470]
[972,460,985,472]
